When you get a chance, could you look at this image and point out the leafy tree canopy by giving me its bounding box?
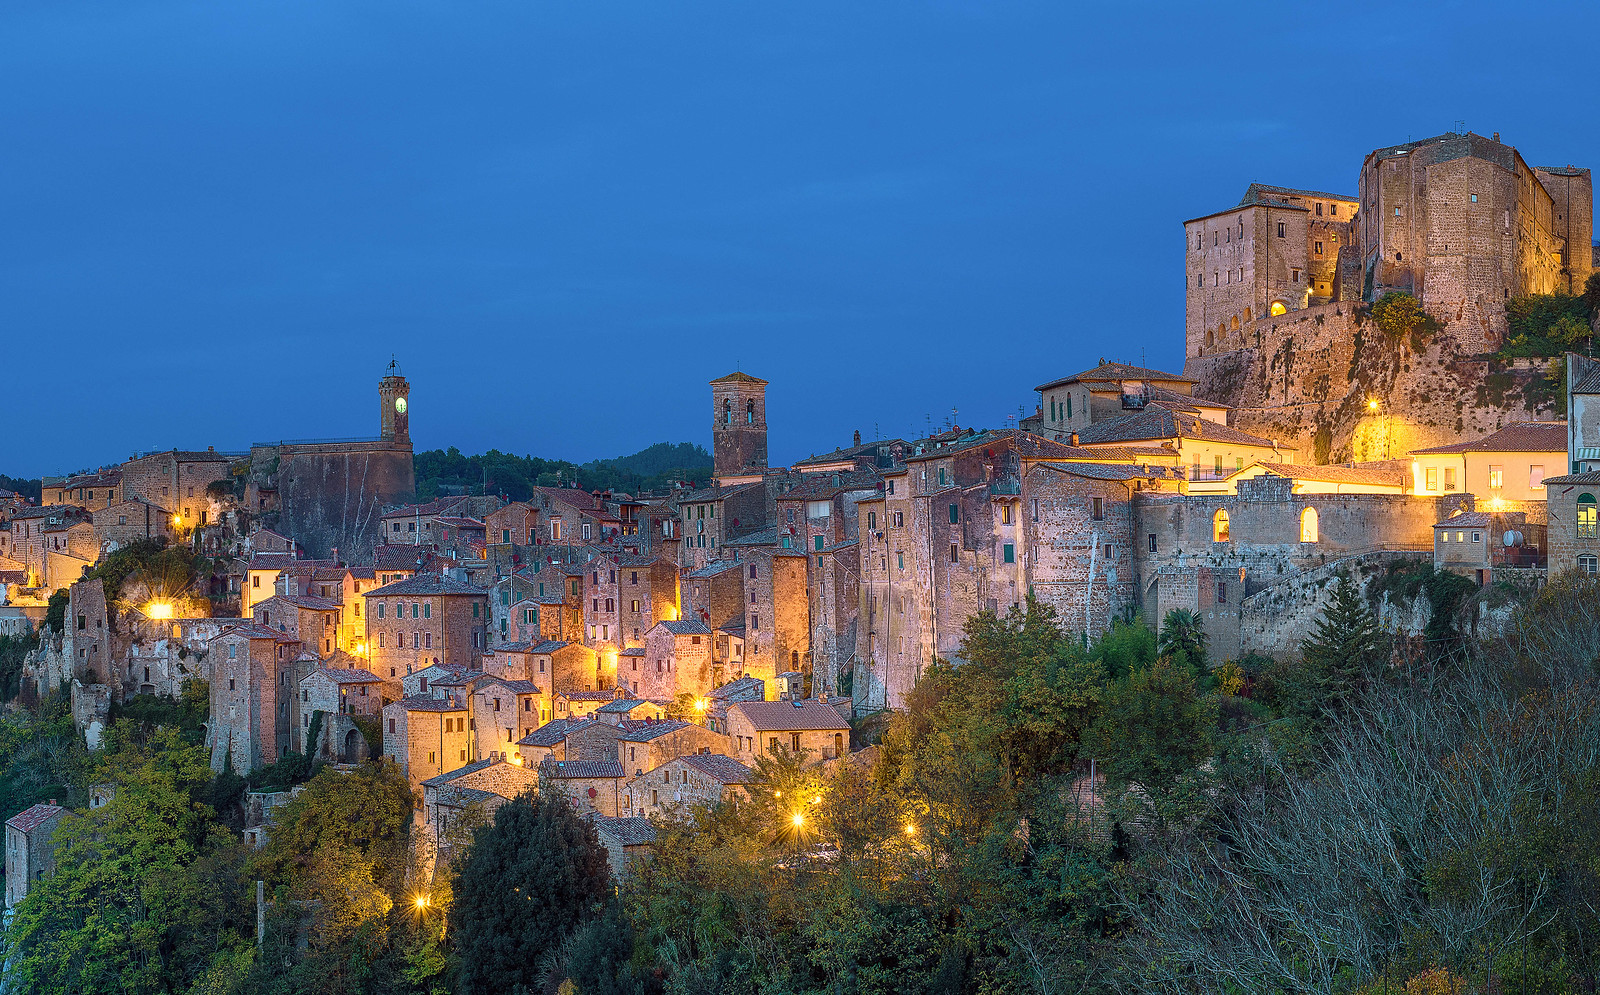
[415,442,711,501]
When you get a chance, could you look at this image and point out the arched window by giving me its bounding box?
[1300,507,1319,543]
[1579,493,1598,538]
[1212,509,1231,543]
[723,398,732,424]
[1269,301,1288,316]
[1230,314,1240,330]
[746,399,755,424]
[1205,330,1214,348]
[1243,306,1252,321]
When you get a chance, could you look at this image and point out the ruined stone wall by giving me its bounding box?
[1186,300,1557,464]
[1237,551,1427,660]
[251,442,414,564]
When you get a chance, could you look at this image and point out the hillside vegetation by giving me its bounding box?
[415,441,711,501]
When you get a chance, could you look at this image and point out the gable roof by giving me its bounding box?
[729,699,851,731]
[1409,421,1567,455]
[392,695,468,712]
[1250,461,1406,487]
[546,759,625,779]
[518,717,594,747]
[6,802,65,834]
[654,619,711,636]
[366,574,487,598]
[1074,408,1279,448]
[218,622,301,643]
[615,718,692,742]
[678,753,753,784]
[593,815,657,845]
[1434,511,1495,528]
[596,697,651,714]
[1035,361,1195,393]
[709,371,768,386]
[306,667,385,685]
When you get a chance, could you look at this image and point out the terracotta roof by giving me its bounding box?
[793,439,905,468]
[678,753,753,784]
[420,757,500,788]
[729,699,851,731]
[1035,361,1194,393]
[708,371,768,385]
[1252,461,1405,487]
[5,802,65,834]
[1034,462,1184,482]
[1540,471,1600,485]
[246,554,309,571]
[593,815,657,845]
[433,516,485,529]
[563,690,619,702]
[367,574,487,597]
[547,759,625,779]
[381,497,468,519]
[1410,421,1566,455]
[373,546,425,571]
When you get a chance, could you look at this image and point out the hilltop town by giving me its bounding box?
[3,129,1600,993]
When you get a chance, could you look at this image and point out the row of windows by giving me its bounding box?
[1211,507,1321,543]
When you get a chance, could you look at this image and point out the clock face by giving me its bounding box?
[395,397,407,415]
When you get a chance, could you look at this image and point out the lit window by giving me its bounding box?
[1300,507,1319,543]
[1488,465,1503,489]
[1212,509,1231,543]
[1579,494,1598,538]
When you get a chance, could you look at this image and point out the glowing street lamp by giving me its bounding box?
[790,812,804,828]
[145,601,174,621]
[904,823,917,836]
[1367,397,1380,412]
[413,895,429,910]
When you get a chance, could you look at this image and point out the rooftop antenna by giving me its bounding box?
[1454,119,1467,135]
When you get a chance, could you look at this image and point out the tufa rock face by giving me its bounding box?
[1186,300,1558,464]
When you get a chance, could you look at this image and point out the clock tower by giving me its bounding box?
[379,359,411,444]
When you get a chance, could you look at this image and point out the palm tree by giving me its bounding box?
[1158,609,1208,670]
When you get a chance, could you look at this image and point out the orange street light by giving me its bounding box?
[1367,398,1380,412]
[413,895,429,909]
[145,601,174,621]
[904,823,917,836]
[790,812,804,828]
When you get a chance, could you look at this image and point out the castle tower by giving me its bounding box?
[710,372,768,480]
[379,360,411,445]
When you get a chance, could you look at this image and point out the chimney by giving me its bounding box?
[1070,433,1080,447]
[48,798,56,806]
[1492,132,1500,143]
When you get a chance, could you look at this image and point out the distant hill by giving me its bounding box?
[0,475,40,502]
[414,443,711,502]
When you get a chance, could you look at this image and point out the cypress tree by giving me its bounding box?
[1297,576,1384,714]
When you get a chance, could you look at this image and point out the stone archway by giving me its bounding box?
[343,727,363,764]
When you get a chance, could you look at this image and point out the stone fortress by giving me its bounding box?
[1183,131,1593,463]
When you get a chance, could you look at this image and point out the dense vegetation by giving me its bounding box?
[3,575,1598,994]
[0,472,41,502]
[1496,272,1600,357]
[415,442,712,501]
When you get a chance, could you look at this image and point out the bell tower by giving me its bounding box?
[379,359,411,445]
[710,371,768,481]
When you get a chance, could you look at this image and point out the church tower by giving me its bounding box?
[379,360,411,445]
[710,372,768,481]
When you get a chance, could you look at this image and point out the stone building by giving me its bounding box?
[675,482,765,571]
[726,699,850,765]
[42,470,122,510]
[580,553,679,654]
[513,715,594,767]
[1409,421,1565,503]
[246,363,416,563]
[362,574,488,679]
[541,758,626,817]
[421,757,538,853]
[471,678,546,760]
[614,718,728,778]
[298,667,396,762]
[710,371,769,481]
[5,802,67,908]
[593,816,655,879]
[208,623,304,773]
[625,753,751,820]
[637,619,712,699]
[93,497,176,552]
[119,449,235,517]
[252,595,342,659]
[383,695,473,796]
[1033,362,1225,441]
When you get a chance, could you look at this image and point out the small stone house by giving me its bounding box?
[472,679,547,760]
[727,699,851,765]
[5,801,67,908]
[593,815,656,879]
[513,716,594,767]
[625,753,751,819]
[638,619,714,699]
[594,697,667,726]
[558,688,621,721]
[421,756,538,848]
[705,675,765,734]
[383,696,473,797]
[615,718,730,778]
[541,758,626,817]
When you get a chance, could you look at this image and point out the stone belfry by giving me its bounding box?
[379,359,411,445]
[709,371,768,480]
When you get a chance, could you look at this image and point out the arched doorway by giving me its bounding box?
[343,728,364,764]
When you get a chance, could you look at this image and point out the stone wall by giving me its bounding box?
[1187,300,1557,464]
[250,442,414,563]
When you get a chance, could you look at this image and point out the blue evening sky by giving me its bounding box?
[5,0,1598,476]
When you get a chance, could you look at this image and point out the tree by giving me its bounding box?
[450,790,612,994]
[1293,576,1384,718]
[1156,609,1207,671]
[1372,291,1442,343]
[6,722,252,995]
[1082,657,1217,828]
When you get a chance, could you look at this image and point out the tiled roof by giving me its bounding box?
[686,559,744,578]
[381,497,467,519]
[775,468,884,500]
[1252,462,1405,487]
[729,700,851,731]
[593,815,657,845]
[547,759,625,779]
[1540,471,1600,485]
[247,554,309,571]
[1142,384,1232,411]
[597,697,650,713]
[219,622,301,643]
[724,527,781,547]
[1074,408,1279,448]
[678,482,763,504]
[1035,361,1195,393]
[420,757,500,788]
[59,471,122,489]
[793,439,906,468]
[307,667,384,685]
[433,516,485,529]
[483,679,542,694]
[532,486,602,511]
[563,690,619,702]
[1409,421,1567,455]
[1572,365,1600,394]
[656,619,711,635]
[619,647,645,657]
[1034,462,1182,482]
[708,371,768,385]
[678,753,753,784]
[616,718,691,741]
[710,676,764,700]
[1434,512,1494,528]
[373,546,425,571]
[367,574,487,597]
[263,594,341,612]
[518,717,594,747]
[1237,182,1356,206]
[392,695,468,712]
[529,640,569,654]
[5,802,65,834]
